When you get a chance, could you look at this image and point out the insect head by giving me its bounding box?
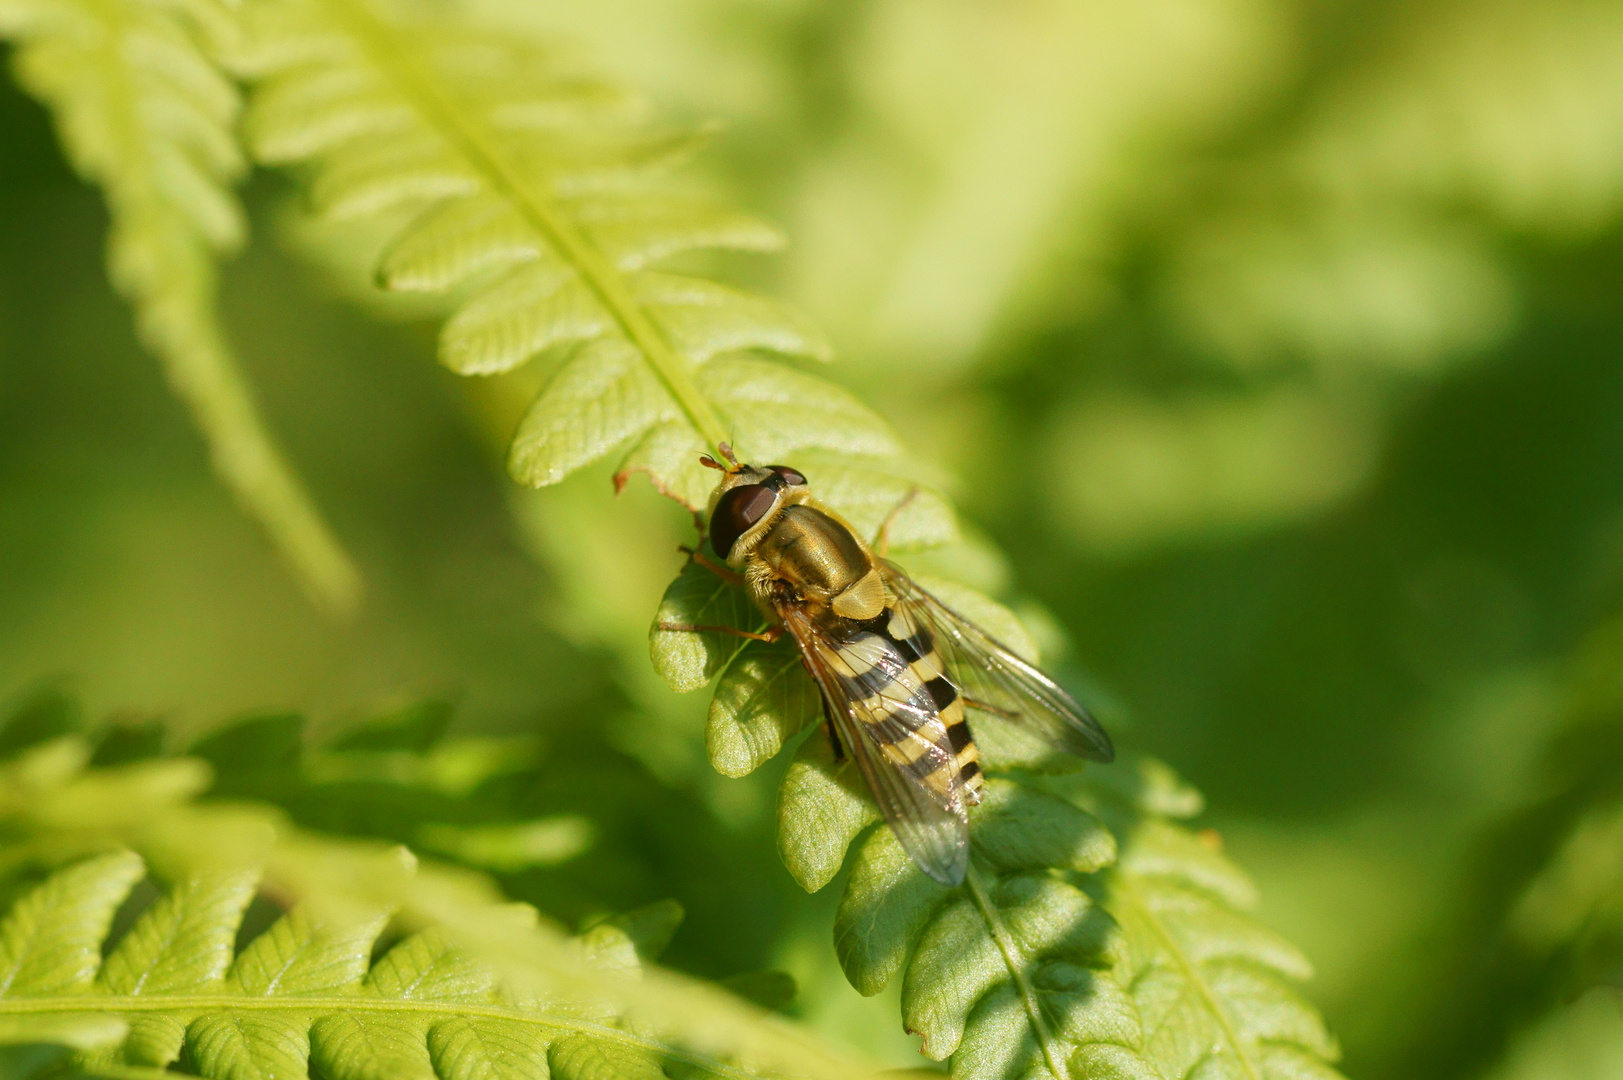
[699,444,808,560]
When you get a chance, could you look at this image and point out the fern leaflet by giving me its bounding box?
[226,0,910,510]
[667,562,1346,1080]
[0,708,878,1080]
[1097,819,1342,1080]
[0,0,360,614]
[0,852,801,1080]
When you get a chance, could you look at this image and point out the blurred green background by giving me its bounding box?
[4,0,1623,1076]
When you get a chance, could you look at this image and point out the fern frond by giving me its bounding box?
[673,562,1345,1080]
[0,852,794,1080]
[0,0,360,615]
[1097,822,1342,1080]
[20,694,790,1003]
[200,4,1353,1076]
[0,715,878,1080]
[804,745,1346,1080]
[225,0,904,511]
[778,704,1159,1080]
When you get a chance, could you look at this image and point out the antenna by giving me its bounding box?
[700,443,743,473]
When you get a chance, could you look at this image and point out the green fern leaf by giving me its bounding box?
[704,636,824,780]
[158,4,1354,1078]
[730,597,1348,1080]
[775,737,879,896]
[0,690,879,1080]
[823,776,1145,1080]
[1080,771,1347,1080]
[0,850,146,996]
[1102,827,1341,1080]
[227,0,879,508]
[0,767,874,1080]
[649,552,767,695]
[0,855,595,1078]
[98,872,257,995]
[0,0,360,615]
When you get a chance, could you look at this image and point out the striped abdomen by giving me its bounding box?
[819,603,984,806]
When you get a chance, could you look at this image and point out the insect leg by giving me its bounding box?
[961,695,1020,720]
[874,486,922,558]
[819,692,846,764]
[655,621,783,643]
[677,544,745,585]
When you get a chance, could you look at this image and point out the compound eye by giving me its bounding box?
[768,465,806,487]
[710,484,776,558]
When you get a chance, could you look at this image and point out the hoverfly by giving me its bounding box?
[662,444,1114,887]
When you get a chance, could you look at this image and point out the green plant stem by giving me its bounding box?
[965,862,1067,1080]
[321,0,733,458]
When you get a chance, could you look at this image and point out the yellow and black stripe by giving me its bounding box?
[820,603,984,805]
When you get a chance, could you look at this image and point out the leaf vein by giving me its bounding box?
[321,0,730,454]
[965,864,1068,1080]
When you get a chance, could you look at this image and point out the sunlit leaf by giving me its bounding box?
[230,0,876,508]
[705,639,821,779]
[0,732,879,1080]
[415,817,595,872]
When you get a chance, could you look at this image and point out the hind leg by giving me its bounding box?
[820,694,846,764]
[874,486,921,558]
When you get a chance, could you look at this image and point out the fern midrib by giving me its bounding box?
[0,993,757,1080]
[965,864,1068,1080]
[1115,874,1263,1080]
[320,0,732,455]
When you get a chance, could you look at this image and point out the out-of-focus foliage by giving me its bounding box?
[1370,615,1623,1080]
[0,0,358,612]
[505,0,1623,553]
[0,689,878,1080]
[24,686,791,989]
[5,0,1623,1077]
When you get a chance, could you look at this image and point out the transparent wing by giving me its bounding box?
[779,604,970,886]
[884,564,1115,763]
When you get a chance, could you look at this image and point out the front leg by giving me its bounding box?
[679,544,744,586]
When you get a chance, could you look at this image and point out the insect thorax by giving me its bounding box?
[745,503,879,616]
